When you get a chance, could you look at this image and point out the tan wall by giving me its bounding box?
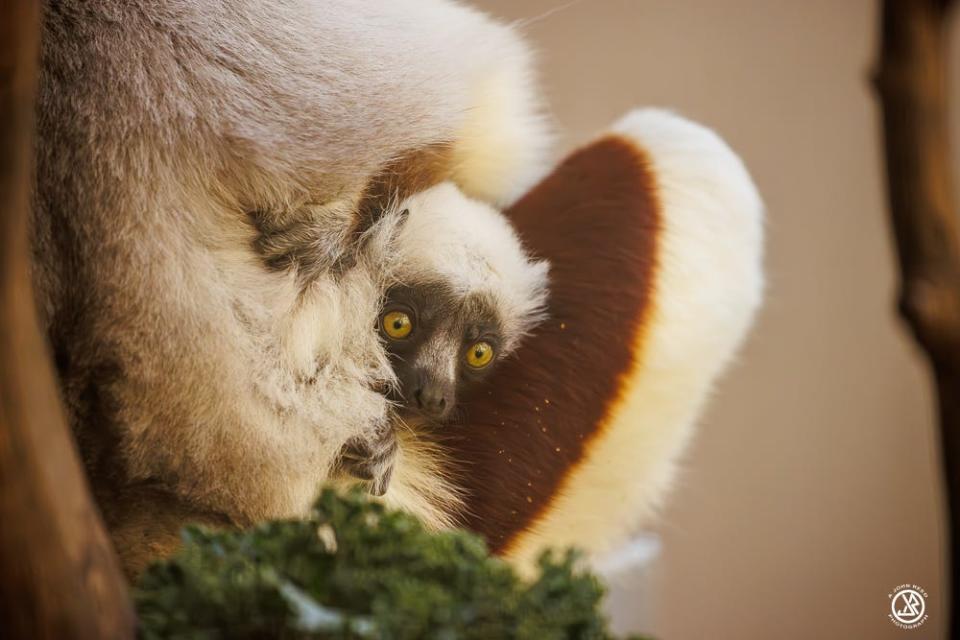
[481,1,949,637]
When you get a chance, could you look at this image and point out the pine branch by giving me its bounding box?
[135,489,647,639]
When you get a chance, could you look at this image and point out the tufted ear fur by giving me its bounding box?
[388,109,764,571]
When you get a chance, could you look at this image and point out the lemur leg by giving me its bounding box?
[339,421,399,497]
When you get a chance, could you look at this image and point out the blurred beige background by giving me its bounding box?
[482,1,952,638]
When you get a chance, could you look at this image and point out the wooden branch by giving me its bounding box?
[874,0,960,633]
[0,2,135,637]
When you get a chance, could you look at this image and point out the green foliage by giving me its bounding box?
[135,489,645,639]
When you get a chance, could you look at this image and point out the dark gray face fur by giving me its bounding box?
[378,281,503,422]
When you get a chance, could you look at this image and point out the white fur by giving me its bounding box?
[445,14,553,206]
[391,182,550,352]
[505,110,763,567]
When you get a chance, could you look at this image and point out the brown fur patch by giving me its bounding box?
[96,484,233,580]
[354,143,455,235]
[438,136,661,553]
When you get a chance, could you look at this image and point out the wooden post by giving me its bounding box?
[0,1,136,637]
[874,0,960,633]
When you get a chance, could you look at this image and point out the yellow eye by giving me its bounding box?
[466,341,494,369]
[382,310,413,339]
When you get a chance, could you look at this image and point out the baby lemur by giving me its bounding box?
[340,182,549,496]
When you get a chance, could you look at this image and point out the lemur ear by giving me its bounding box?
[437,109,764,570]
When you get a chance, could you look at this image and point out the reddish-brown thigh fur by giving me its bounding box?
[436,137,661,553]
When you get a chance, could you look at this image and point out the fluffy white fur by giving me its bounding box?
[501,109,764,568]
[391,182,550,352]
[447,32,552,207]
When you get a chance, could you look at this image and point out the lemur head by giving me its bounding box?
[378,182,548,421]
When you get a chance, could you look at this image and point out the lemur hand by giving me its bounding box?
[339,422,398,496]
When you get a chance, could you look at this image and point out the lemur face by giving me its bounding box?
[378,281,503,421]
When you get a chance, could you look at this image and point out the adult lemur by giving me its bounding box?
[34,0,765,577]
[33,0,551,572]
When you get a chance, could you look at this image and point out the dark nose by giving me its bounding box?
[414,382,451,418]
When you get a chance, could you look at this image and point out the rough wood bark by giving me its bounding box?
[874,0,959,633]
[0,2,136,637]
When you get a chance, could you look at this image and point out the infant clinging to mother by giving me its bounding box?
[338,181,549,497]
